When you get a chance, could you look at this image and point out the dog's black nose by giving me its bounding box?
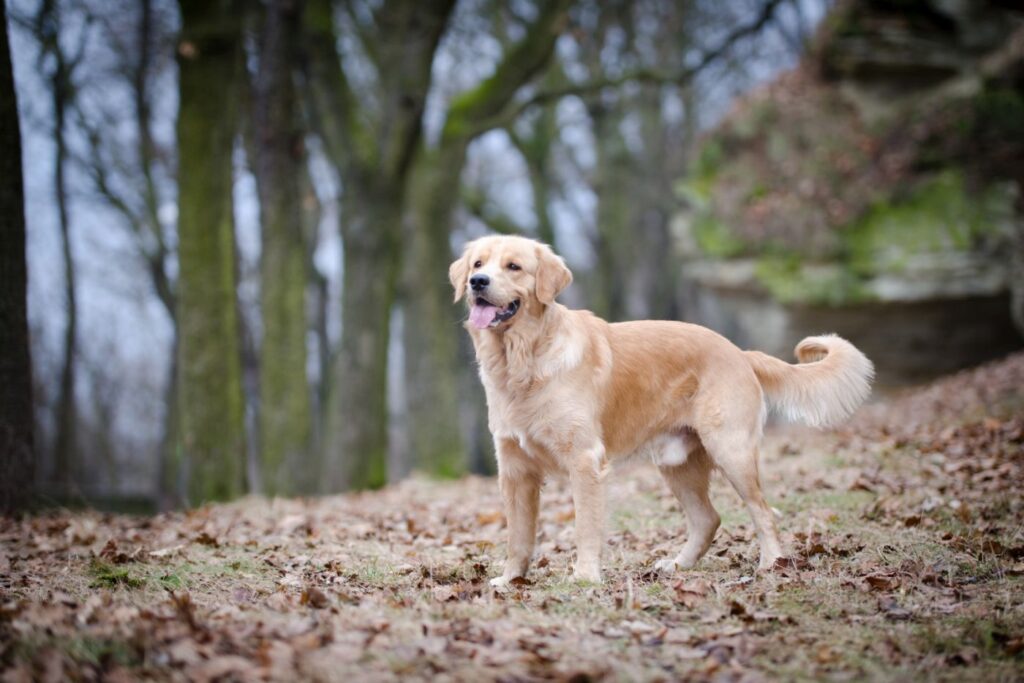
[470,274,489,291]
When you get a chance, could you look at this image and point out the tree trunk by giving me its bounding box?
[0,0,35,513]
[39,0,78,494]
[253,0,311,496]
[403,142,471,478]
[157,338,182,510]
[1012,190,1024,338]
[590,105,632,322]
[322,183,402,491]
[52,104,76,492]
[175,0,247,504]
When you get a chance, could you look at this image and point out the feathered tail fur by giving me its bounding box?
[744,334,874,428]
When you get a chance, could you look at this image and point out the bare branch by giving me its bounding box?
[502,0,788,124]
[461,186,527,236]
[440,0,572,143]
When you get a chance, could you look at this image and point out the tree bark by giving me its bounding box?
[403,141,471,478]
[253,0,312,496]
[322,181,402,490]
[176,0,247,504]
[0,0,35,514]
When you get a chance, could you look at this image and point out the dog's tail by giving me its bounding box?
[744,334,874,428]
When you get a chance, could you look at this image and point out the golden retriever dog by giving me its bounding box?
[450,235,873,585]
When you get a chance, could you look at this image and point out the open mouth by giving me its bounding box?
[469,297,520,330]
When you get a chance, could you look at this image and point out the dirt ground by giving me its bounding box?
[2,353,1023,682]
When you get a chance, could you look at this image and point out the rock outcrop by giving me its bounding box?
[678,0,1024,383]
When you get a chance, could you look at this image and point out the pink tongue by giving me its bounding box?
[469,303,498,329]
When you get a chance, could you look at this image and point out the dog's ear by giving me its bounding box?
[535,243,572,305]
[449,248,471,303]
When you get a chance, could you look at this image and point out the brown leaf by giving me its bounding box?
[168,591,202,633]
[98,539,132,564]
[864,573,900,592]
[193,531,219,548]
[728,600,751,621]
[672,578,711,608]
[301,586,330,609]
[769,556,810,573]
[475,510,503,526]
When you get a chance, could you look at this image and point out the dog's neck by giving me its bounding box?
[470,302,573,391]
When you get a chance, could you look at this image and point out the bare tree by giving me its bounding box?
[32,0,89,493]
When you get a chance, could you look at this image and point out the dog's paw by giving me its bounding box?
[653,558,679,574]
[489,575,519,588]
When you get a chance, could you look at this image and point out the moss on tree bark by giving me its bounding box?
[254,0,312,496]
[175,0,247,504]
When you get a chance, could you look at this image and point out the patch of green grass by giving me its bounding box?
[7,634,141,669]
[350,558,401,587]
[66,636,140,668]
[775,489,875,517]
[87,559,146,590]
[156,571,186,590]
[911,616,1023,662]
[123,549,275,594]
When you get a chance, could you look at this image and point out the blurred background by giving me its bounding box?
[3,0,1022,510]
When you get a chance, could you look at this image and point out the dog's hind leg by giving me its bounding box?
[491,438,542,588]
[655,440,720,573]
[702,432,784,571]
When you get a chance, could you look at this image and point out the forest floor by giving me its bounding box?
[3,355,1024,682]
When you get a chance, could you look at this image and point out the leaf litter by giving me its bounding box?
[2,353,1024,680]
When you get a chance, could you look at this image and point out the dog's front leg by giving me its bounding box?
[491,438,542,588]
[569,444,606,583]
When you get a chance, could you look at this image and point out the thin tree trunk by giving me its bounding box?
[300,167,328,463]
[157,338,181,510]
[134,0,180,508]
[43,3,77,494]
[176,0,247,504]
[0,0,35,513]
[253,0,311,496]
[403,142,470,478]
[322,185,402,491]
[589,105,631,322]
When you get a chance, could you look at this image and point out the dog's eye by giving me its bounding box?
[507,263,521,271]
[473,260,483,268]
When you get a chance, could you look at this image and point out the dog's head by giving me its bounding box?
[449,235,572,330]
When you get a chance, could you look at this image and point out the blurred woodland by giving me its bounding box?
[1,0,1022,512]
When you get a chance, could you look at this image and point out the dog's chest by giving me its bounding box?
[482,369,595,458]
